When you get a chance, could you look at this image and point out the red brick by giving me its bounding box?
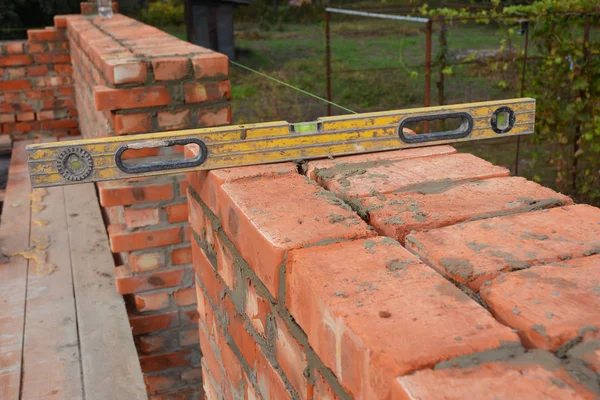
[0,55,32,67]
[481,256,600,350]
[171,246,192,266]
[26,42,45,53]
[255,347,293,400]
[53,64,72,75]
[179,328,200,347]
[305,145,456,180]
[275,316,308,398]
[28,65,49,77]
[183,81,230,104]
[212,232,238,292]
[5,42,25,54]
[198,327,231,399]
[218,173,374,297]
[157,110,191,131]
[152,57,189,81]
[113,113,152,135]
[138,331,178,354]
[192,241,225,308]
[181,367,202,381]
[185,144,297,216]
[130,311,178,335]
[201,364,220,400]
[219,336,245,394]
[109,225,182,252]
[0,80,31,91]
[54,15,69,29]
[245,278,270,338]
[392,351,598,400]
[16,112,34,122]
[406,205,600,291]
[314,371,341,400]
[33,53,70,64]
[6,67,25,79]
[0,114,15,123]
[197,106,231,127]
[41,120,78,130]
[181,308,199,326]
[361,177,572,243]
[140,350,192,373]
[98,182,173,206]
[27,28,64,41]
[312,152,509,199]
[94,85,171,111]
[115,265,185,294]
[224,297,257,369]
[191,53,228,79]
[287,237,519,399]
[144,374,179,392]
[174,287,196,307]
[105,60,147,85]
[134,292,171,312]
[130,251,165,272]
[148,387,202,400]
[124,207,161,229]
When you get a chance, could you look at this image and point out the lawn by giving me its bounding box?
[161,15,593,194]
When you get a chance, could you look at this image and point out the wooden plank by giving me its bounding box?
[0,141,32,400]
[20,178,83,398]
[65,183,147,400]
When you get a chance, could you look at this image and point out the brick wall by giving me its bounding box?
[61,9,230,400]
[185,144,600,399]
[0,24,77,141]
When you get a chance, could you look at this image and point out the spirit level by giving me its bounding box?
[26,98,535,188]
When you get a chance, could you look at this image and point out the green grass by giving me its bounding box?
[161,18,591,192]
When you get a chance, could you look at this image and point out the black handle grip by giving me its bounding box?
[115,138,208,174]
[398,111,474,144]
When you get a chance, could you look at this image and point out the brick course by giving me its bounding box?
[186,144,600,400]
[0,25,77,140]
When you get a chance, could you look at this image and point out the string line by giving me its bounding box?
[229,60,357,114]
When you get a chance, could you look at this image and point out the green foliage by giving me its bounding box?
[420,0,600,204]
[140,0,184,27]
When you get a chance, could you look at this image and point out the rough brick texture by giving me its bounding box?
[0,8,230,399]
[187,144,600,400]
[0,24,77,140]
[65,12,230,399]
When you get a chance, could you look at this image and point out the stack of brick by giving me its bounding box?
[55,10,230,400]
[0,26,77,140]
[185,144,600,399]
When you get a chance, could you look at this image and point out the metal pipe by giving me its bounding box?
[572,15,591,190]
[325,7,429,23]
[424,19,432,132]
[514,20,529,176]
[325,10,332,116]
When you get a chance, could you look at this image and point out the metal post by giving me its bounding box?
[325,10,332,116]
[424,19,432,132]
[572,15,590,191]
[514,19,529,176]
[438,2,446,107]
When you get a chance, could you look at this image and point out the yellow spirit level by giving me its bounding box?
[26,98,535,188]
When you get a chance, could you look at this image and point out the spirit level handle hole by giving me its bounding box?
[398,112,473,144]
[490,106,516,134]
[115,138,208,174]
